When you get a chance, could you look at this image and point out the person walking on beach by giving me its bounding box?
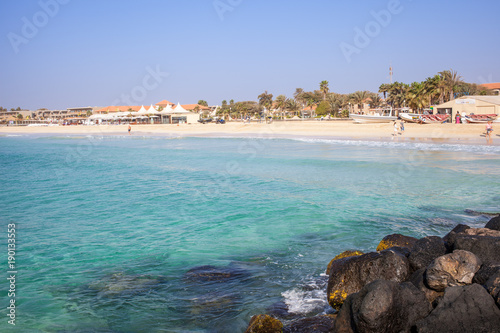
[400,120,405,135]
[392,120,399,138]
[128,125,131,135]
[486,121,493,144]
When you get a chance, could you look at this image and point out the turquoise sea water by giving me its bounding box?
[1,134,499,332]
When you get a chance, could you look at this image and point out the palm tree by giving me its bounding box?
[407,82,427,112]
[386,82,409,115]
[369,94,383,109]
[320,80,330,100]
[439,69,463,102]
[350,90,371,113]
[258,91,273,117]
[285,98,301,117]
[275,95,287,119]
[294,88,306,108]
[379,83,390,99]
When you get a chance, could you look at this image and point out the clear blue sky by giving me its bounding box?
[1,0,499,110]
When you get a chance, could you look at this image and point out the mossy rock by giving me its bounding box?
[376,233,418,251]
[326,250,364,275]
[245,314,283,333]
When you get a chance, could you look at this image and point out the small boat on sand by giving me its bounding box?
[463,114,498,123]
[350,109,397,123]
[400,113,450,123]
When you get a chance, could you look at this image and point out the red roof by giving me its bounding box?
[480,83,500,90]
[182,104,210,111]
[155,100,175,107]
[95,106,142,113]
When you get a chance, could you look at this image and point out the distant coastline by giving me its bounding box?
[0,122,498,146]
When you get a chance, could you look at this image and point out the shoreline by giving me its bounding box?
[0,122,498,146]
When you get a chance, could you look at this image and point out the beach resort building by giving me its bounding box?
[91,103,199,124]
[433,95,500,120]
[480,83,500,95]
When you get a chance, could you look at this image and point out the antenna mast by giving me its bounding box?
[389,64,393,84]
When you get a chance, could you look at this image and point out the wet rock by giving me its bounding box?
[327,249,410,310]
[485,270,500,307]
[326,250,364,275]
[408,236,447,271]
[283,315,336,333]
[472,263,500,285]
[334,280,431,333]
[245,314,283,333]
[485,215,500,231]
[442,223,470,250]
[415,284,500,332]
[425,250,481,292]
[464,227,500,237]
[376,233,418,251]
[409,268,443,304]
[87,272,163,298]
[184,265,249,283]
[452,234,500,265]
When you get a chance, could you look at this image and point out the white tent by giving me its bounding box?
[137,105,148,115]
[172,102,190,113]
[160,104,174,114]
[148,105,160,115]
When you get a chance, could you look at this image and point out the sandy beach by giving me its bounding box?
[0,121,497,145]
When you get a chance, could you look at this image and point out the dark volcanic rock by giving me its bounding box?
[415,284,500,333]
[425,250,481,292]
[452,234,500,265]
[485,215,500,231]
[327,249,410,309]
[283,315,336,333]
[326,250,364,275]
[472,263,500,285]
[408,236,447,271]
[409,268,443,304]
[464,228,500,237]
[442,223,470,250]
[376,233,418,251]
[245,314,283,333]
[333,280,431,333]
[485,270,500,307]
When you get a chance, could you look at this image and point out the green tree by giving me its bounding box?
[198,100,208,106]
[439,69,463,102]
[17,114,23,119]
[319,80,330,100]
[285,98,301,117]
[315,100,331,116]
[274,95,287,119]
[294,88,306,107]
[350,90,371,112]
[258,91,273,115]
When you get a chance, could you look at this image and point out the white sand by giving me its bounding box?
[0,121,497,145]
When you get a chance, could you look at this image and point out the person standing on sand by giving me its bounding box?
[486,121,493,144]
[400,120,405,135]
[128,125,131,135]
[392,120,399,137]
[455,112,461,124]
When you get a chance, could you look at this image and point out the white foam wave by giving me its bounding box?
[281,287,327,314]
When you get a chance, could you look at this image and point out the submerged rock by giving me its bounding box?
[376,233,418,252]
[334,280,431,333]
[245,314,283,333]
[415,284,500,332]
[184,265,249,283]
[408,236,447,272]
[327,249,410,309]
[87,272,163,298]
[425,250,481,292]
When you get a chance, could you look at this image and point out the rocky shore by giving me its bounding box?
[245,215,500,333]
